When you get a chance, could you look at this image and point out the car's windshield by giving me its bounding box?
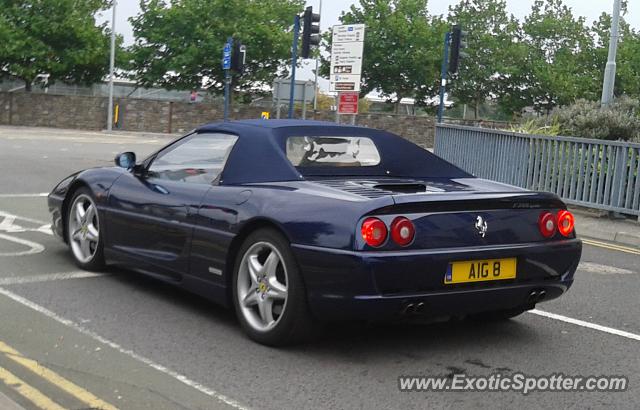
[286,136,381,167]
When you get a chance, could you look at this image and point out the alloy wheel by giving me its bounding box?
[68,194,100,264]
[236,241,289,332]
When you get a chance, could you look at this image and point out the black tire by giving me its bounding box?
[232,228,315,346]
[65,187,105,271]
[467,307,527,322]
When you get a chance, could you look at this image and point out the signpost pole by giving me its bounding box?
[224,69,231,121]
[289,15,301,119]
[223,37,233,122]
[437,31,451,124]
[275,80,282,119]
[313,0,323,111]
[106,0,117,131]
[302,83,307,119]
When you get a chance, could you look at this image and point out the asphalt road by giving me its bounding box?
[0,126,638,410]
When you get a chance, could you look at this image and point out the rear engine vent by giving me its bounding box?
[313,180,394,199]
[372,183,426,194]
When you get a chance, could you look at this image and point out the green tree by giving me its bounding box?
[521,0,597,114]
[321,0,446,111]
[0,0,113,91]
[447,0,522,119]
[591,9,640,99]
[129,0,303,93]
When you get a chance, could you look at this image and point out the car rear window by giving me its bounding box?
[286,136,381,167]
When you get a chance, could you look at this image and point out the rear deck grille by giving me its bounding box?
[312,179,394,199]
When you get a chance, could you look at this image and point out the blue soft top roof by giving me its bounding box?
[196,120,471,185]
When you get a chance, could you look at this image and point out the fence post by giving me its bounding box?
[8,92,13,125]
[611,145,626,210]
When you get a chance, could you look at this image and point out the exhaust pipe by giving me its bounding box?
[527,290,547,304]
[415,302,425,314]
[402,303,415,315]
[537,290,546,302]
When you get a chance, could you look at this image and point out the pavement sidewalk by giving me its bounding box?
[0,125,179,140]
[571,207,640,248]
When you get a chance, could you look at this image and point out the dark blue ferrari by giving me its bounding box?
[48,120,582,346]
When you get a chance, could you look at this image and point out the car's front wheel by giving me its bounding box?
[66,188,105,271]
[232,228,314,346]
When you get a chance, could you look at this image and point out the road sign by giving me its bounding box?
[261,112,270,119]
[330,24,365,92]
[338,92,359,115]
[332,24,365,43]
[272,79,315,103]
[222,40,232,70]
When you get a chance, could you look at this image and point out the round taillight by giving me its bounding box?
[538,212,557,238]
[557,210,575,237]
[390,217,415,246]
[361,218,388,247]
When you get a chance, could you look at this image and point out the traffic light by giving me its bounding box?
[232,41,246,74]
[301,6,321,59]
[448,25,468,75]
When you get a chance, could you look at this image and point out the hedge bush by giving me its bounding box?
[528,97,640,142]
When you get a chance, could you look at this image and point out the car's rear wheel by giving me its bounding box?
[66,188,105,271]
[232,228,314,346]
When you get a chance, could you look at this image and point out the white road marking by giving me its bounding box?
[0,215,16,231]
[0,233,45,257]
[0,211,48,226]
[0,271,103,286]
[0,193,48,198]
[530,309,640,342]
[578,262,635,275]
[0,211,50,256]
[37,225,54,236]
[0,287,248,410]
[0,211,52,236]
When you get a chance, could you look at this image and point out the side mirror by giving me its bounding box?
[115,152,136,169]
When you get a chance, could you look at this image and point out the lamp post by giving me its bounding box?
[107,1,117,131]
[601,0,622,107]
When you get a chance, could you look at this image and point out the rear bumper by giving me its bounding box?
[292,239,581,321]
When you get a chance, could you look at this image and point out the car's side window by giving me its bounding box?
[147,133,238,185]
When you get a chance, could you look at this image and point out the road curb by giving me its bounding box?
[577,228,640,249]
[613,232,640,248]
[570,207,640,249]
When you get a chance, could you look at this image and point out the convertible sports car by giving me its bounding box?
[48,120,582,346]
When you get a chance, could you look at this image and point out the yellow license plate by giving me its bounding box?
[445,258,517,284]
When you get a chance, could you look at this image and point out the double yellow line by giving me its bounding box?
[0,341,117,410]
[582,238,640,255]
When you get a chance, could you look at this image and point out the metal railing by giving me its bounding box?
[435,124,640,217]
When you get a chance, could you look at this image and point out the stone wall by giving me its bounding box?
[0,92,108,130]
[0,92,436,148]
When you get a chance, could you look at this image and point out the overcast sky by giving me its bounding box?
[98,0,638,85]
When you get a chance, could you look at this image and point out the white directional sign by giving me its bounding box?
[330,24,365,92]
